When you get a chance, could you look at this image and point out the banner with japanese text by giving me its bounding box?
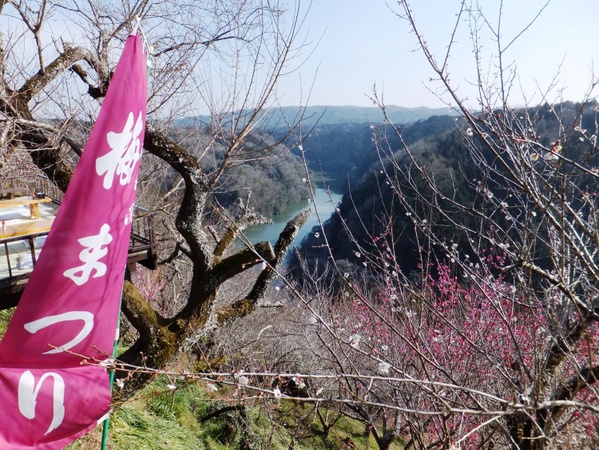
[0,32,147,448]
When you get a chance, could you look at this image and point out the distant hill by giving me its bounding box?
[179,105,458,129]
[266,105,457,128]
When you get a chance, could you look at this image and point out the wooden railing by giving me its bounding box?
[0,186,158,308]
[128,212,158,270]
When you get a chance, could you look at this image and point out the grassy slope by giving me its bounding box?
[67,374,404,450]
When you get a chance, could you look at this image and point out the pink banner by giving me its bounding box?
[0,32,147,448]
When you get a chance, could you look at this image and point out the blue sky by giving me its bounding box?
[278,0,599,109]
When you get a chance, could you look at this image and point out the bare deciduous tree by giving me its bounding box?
[0,0,310,399]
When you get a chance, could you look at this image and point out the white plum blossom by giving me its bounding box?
[349,333,361,348]
[377,362,392,376]
[520,394,531,405]
[293,376,306,390]
[99,358,116,368]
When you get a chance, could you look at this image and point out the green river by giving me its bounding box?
[237,183,344,248]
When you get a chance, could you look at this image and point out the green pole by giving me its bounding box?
[101,293,123,450]
[100,362,117,448]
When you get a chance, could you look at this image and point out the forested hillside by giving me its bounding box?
[270,114,456,184]
[161,125,309,217]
